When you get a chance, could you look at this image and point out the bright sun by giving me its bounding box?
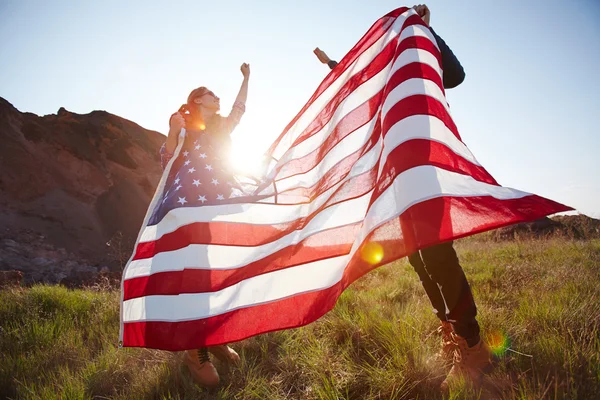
[229,136,268,179]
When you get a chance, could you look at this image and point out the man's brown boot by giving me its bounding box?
[183,348,219,388]
[209,345,241,365]
[440,333,496,391]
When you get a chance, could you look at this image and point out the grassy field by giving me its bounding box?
[1,238,599,399]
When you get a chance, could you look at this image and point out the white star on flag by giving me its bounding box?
[177,197,187,205]
[211,178,219,186]
[198,195,207,203]
[184,160,191,166]
[174,178,180,184]
[216,194,225,200]
[205,164,213,171]
[199,153,207,159]
[195,145,201,150]
[183,151,189,157]
[188,167,196,173]
[192,180,201,187]
[175,184,182,191]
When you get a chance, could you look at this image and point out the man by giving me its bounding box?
[314,5,496,391]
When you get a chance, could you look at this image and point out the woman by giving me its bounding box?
[160,62,250,388]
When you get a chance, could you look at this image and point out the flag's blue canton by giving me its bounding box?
[149,134,246,225]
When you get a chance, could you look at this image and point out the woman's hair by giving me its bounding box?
[179,87,230,154]
[180,86,225,132]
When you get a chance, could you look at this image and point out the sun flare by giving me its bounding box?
[229,136,268,178]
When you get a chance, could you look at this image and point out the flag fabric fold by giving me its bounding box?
[119,7,571,350]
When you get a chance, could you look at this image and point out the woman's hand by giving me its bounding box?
[169,112,185,136]
[165,112,185,154]
[240,63,250,79]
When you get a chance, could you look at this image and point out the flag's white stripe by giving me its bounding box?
[398,23,439,51]
[252,134,384,203]
[274,67,389,169]
[351,165,531,254]
[348,134,384,179]
[273,24,438,167]
[269,50,445,193]
[122,254,349,323]
[130,165,528,281]
[275,117,378,192]
[379,114,481,176]
[381,77,448,120]
[139,178,349,243]
[125,190,371,279]
[389,48,442,83]
[269,77,453,194]
[271,12,410,160]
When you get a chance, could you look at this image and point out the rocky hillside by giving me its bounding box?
[0,97,165,283]
[493,215,600,240]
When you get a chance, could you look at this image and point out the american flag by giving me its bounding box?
[119,7,571,350]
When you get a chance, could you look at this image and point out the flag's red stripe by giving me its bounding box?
[277,92,462,199]
[383,61,444,101]
[122,283,344,350]
[274,34,442,181]
[342,194,572,286]
[309,8,410,108]
[266,12,399,155]
[277,135,494,208]
[267,8,415,157]
[124,224,358,301]
[374,139,498,199]
[287,23,442,152]
[275,92,383,181]
[383,94,460,140]
[288,23,441,152]
[272,121,381,201]
[278,136,494,208]
[278,154,378,204]
[275,61,445,183]
[387,34,442,79]
[287,40,397,151]
[134,222,297,260]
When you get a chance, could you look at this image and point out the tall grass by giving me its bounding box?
[1,238,599,399]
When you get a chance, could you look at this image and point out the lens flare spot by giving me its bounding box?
[361,242,384,265]
[488,330,510,357]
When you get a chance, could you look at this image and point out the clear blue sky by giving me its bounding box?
[1,0,599,218]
